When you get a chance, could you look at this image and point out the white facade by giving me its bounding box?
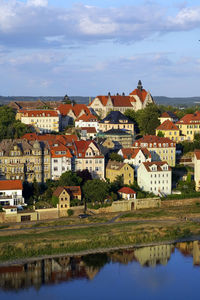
[0,188,24,206]
[75,119,99,131]
[51,157,72,180]
[137,162,172,196]
[194,151,200,191]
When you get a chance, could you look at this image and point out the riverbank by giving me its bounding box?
[0,217,199,263]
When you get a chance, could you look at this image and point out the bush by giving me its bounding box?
[67,209,74,217]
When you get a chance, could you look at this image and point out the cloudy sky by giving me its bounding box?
[0,0,200,97]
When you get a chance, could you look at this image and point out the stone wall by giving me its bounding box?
[161,198,200,207]
[36,208,59,220]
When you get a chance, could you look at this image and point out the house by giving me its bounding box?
[159,111,178,124]
[99,111,134,134]
[22,132,78,146]
[156,120,184,142]
[88,80,154,118]
[133,135,176,167]
[118,187,136,200]
[194,150,200,191]
[118,148,151,174]
[137,161,172,195]
[53,186,82,211]
[0,139,51,183]
[97,129,133,149]
[9,100,62,111]
[57,104,90,128]
[17,109,61,133]
[72,140,105,179]
[176,111,200,141]
[79,127,97,140]
[0,180,24,207]
[50,142,73,180]
[75,113,99,131]
[106,160,134,185]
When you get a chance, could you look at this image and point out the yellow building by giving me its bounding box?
[106,160,134,185]
[158,111,178,124]
[133,135,176,167]
[0,139,51,183]
[176,111,200,141]
[99,111,134,134]
[156,120,184,142]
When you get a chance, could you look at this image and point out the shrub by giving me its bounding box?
[67,209,74,217]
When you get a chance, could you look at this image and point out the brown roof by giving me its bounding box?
[142,161,171,172]
[0,180,23,190]
[19,109,59,117]
[106,160,132,171]
[194,150,200,160]
[9,100,61,110]
[120,148,151,159]
[81,127,97,133]
[161,111,177,119]
[53,186,81,197]
[57,104,90,117]
[118,187,136,194]
[156,120,179,131]
[176,111,200,125]
[133,135,176,148]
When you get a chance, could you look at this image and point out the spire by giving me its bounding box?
[137,80,143,91]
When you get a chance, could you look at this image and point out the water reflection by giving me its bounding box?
[0,241,200,292]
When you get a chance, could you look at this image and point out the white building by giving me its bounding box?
[50,142,73,180]
[194,150,200,191]
[19,110,60,133]
[137,161,172,196]
[0,180,24,206]
[75,113,99,131]
[118,148,151,174]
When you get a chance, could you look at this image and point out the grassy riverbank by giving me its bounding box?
[0,219,199,262]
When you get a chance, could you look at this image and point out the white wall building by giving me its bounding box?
[75,113,99,131]
[0,180,24,206]
[50,143,72,180]
[137,161,172,196]
[194,150,200,191]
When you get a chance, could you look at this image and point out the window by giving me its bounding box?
[54,167,58,171]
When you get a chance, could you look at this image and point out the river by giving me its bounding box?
[0,241,199,300]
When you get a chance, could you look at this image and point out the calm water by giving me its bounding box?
[0,241,199,300]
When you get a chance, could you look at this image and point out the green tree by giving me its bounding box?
[51,195,59,207]
[157,130,165,137]
[136,103,160,135]
[59,171,82,186]
[83,179,109,204]
[109,152,123,162]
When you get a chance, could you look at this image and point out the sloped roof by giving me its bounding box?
[129,88,148,103]
[118,187,136,194]
[50,142,72,158]
[76,113,98,122]
[21,133,78,145]
[176,111,200,125]
[53,186,81,197]
[121,147,151,159]
[100,111,133,124]
[161,111,177,119]
[156,120,179,131]
[57,104,90,117]
[89,95,135,108]
[133,135,176,147]
[142,161,171,172]
[106,160,131,171]
[0,180,23,190]
[81,127,97,133]
[19,110,58,117]
[194,150,200,160]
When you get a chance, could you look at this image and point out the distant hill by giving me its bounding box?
[1,95,200,107]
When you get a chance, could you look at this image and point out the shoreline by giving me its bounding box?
[0,234,199,267]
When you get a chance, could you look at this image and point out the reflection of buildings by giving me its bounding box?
[110,250,136,265]
[134,245,174,267]
[176,241,200,266]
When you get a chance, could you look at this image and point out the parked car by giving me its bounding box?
[78,214,91,219]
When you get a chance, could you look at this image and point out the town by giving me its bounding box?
[0,80,200,224]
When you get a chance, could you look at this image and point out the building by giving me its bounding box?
[159,111,178,124]
[9,100,62,111]
[0,139,51,183]
[88,80,154,118]
[99,111,134,134]
[156,120,184,142]
[79,127,97,140]
[194,150,200,191]
[97,129,133,149]
[57,104,90,128]
[0,180,24,206]
[75,113,99,131]
[118,148,151,174]
[118,187,136,200]
[50,142,73,180]
[106,160,134,185]
[176,111,200,141]
[137,161,172,195]
[17,110,60,133]
[133,135,176,167]
[53,186,82,211]
[72,140,105,179]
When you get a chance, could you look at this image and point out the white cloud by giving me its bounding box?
[27,0,48,7]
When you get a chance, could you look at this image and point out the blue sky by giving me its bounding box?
[0,0,200,97]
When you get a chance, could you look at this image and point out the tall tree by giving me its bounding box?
[136,104,160,135]
[59,171,82,186]
[83,179,109,204]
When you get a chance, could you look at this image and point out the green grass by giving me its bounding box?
[120,209,170,219]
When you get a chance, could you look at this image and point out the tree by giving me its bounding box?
[157,130,165,137]
[83,179,109,204]
[59,171,82,186]
[109,152,123,162]
[76,169,92,185]
[136,104,160,135]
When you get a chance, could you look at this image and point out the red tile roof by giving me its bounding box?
[161,111,177,118]
[57,104,90,117]
[50,142,72,158]
[156,120,179,131]
[0,180,23,190]
[89,95,135,107]
[81,127,97,133]
[133,135,176,147]
[21,133,78,145]
[129,88,148,103]
[53,186,81,197]
[19,110,58,117]
[120,148,151,159]
[76,113,98,122]
[194,150,200,160]
[118,187,136,194]
[73,140,103,158]
[176,111,200,125]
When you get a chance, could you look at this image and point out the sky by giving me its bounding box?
[0,0,200,97]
